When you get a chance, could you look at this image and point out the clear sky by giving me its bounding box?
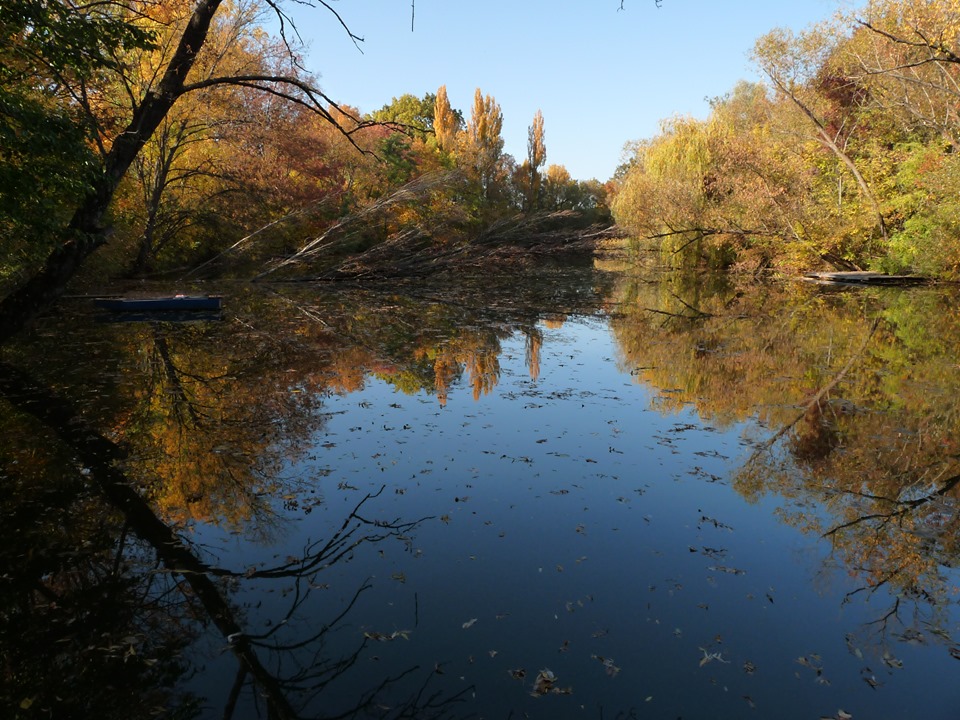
[287,0,853,181]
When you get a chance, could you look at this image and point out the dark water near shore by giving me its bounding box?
[4,265,960,719]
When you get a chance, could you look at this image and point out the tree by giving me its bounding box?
[466,88,505,199]
[369,91,436,140]
[0,0,373,344]
[753,25,889,241]
[0,0,156,284]
[526,109,547,211]
[433,84,461,154]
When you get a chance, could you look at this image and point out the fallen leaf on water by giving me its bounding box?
[707,565,746,575]
[699,648,730,667]
[591,654,621,677]
[508,668,526,680]
[363,630,411,642]
[531,668,571,696]
[462,618,477,629]
[881,651,903,669]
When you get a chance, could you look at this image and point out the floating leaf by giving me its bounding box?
[531,669,558,695]
[591,654,621,677]
[462,618,478,629]
[881,651,903,669]
[699,648,730,667]
[364,630,410,642]
[707,565,745,575]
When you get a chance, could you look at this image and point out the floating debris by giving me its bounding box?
[363,630,411,642]
[530,668,572,696]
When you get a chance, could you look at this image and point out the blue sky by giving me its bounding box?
[288,0,853,181]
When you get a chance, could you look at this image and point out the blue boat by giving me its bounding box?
[94,294,223,312]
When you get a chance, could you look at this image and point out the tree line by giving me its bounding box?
[0,0,610,343]
[611,0,960,279]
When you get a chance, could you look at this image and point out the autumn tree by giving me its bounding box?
[0,0,155,285]
[753,25,888,243]
[433,84,461,154]
[526,109,547,211]
[0,0,375,343]
[466,88,505,200]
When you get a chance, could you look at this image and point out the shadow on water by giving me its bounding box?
[3,264,960,718]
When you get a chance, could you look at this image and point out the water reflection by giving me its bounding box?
[611,273,960,654]
[2,266,960,718]
[0,267,612,718]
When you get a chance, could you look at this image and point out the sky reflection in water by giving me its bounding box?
[6,274,960,719]
[190,313,960,720]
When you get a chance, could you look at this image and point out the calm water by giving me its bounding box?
[3,266,960,719]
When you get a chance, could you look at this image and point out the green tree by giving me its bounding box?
[370,92,437,140]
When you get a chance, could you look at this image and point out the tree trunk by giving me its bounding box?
[0,0,224,344]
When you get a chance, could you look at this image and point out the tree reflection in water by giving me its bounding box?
[6,266,960,717]
[610,272,960,656]
[0,359,475,718]
[1,268,607,717]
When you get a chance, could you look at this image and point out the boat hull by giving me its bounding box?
[95,295,222,312]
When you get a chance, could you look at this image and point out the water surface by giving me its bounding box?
[3,268,960,719]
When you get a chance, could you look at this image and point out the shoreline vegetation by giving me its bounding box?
[2,0,959,342]
[611,1,960,281]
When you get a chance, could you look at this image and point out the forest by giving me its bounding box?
[0,0,610,343]
[612,0,960,278]
[3,0,960,346]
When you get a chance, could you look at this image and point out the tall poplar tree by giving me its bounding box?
[526,109,546,211]
[433,85,459,153]
[467,88,504,199]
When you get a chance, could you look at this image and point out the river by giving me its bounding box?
[3,263,960,719]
